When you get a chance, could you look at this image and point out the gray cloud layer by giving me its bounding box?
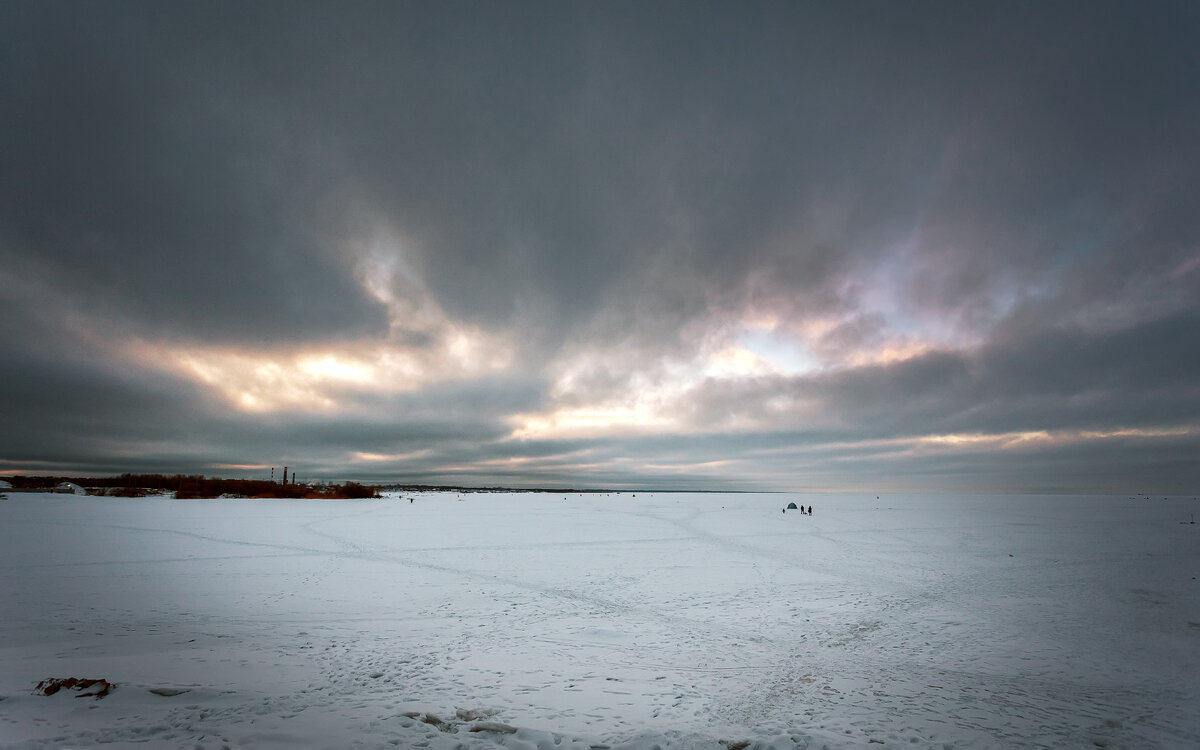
[2,1,1198,491]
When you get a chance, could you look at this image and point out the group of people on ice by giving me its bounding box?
[784,504,812,515]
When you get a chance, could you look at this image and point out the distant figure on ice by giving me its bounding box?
[807,505,813,515]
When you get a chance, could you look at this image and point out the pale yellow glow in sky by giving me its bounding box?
[917,431,1051,447]
[350,449,432,463]
[843,338,938,368]
[1079,426,1193,439]
[297,355,374,384]
[641,459,738,473]
[120,236,517,414]
[509,312,947,441]
[508,404,678,440]
[732,308,955,376]
[131,321,512,414]
[906,426,1197,452]
[704,347,772,377]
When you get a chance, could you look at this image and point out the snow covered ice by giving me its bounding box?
[1,491,1197,749]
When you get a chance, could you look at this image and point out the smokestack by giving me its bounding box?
[271,467,275,483]
[284,466,288,485]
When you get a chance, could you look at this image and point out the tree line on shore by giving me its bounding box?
[4,473,380,499]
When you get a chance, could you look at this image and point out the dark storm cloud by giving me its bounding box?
[5,1,1197,342]
[1,1,388,343]
[0,321,214,464]
[2,1,1198,490]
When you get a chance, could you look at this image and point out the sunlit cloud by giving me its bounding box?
[116,229,518,414]
[297,355,374,384]
[816,426,1200,458]
[508,404,678,440]
[127,318,513,416]
[508,302,964,442]
[145,331,511,414]
[641,459,738,473]
[1078,426,1195,440]
[730,301,960,376]
[728,327,817,375]
[350,449,433,464]
[163,348,373,413]
[915,431,1052,449]
[703,347,773,378]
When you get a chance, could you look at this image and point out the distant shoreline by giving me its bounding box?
[0,473,776,496]
[4,476,1193,497]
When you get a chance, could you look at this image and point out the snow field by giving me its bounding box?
[0,491,1197,749]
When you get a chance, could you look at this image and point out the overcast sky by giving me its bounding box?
[2,1,1198,492]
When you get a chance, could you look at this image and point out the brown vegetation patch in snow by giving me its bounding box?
[34,678,114,699]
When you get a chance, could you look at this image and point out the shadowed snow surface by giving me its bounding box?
[0,491,1197,749]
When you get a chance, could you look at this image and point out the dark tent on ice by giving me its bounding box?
[786,502,799,510]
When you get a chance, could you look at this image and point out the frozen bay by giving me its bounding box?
[1,491,1197,749]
